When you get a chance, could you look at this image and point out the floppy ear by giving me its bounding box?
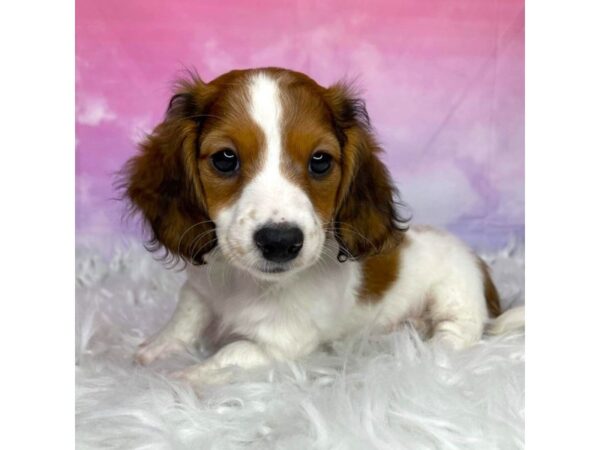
[120,75,217,265]
[324,82,409,260]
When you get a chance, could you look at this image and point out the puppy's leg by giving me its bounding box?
[427,280,487,350]
[135,281,212,365]
[173,340,272,386]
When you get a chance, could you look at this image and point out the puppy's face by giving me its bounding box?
[199,72,342,278]
[124,68,405,280]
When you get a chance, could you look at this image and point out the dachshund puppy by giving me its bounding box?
[123,68,520,386]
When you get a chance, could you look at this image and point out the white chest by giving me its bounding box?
[186,255,363,357]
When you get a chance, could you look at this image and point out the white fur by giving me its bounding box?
[136,226,510,386]
[371,226,489,348]
[486,305,525,335]
[214,73,325,280]
[134,72,523,387]
[76,240,525,449]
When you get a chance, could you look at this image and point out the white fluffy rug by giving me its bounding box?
[75,238,524,450]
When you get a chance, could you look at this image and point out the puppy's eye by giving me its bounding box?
[211,149,239,174]
[309,151,332,176]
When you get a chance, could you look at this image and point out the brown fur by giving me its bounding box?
[121,74,216,265]
[122,70,266,264]
[121,67,409,266]
[323,82,408,260]
[278,70,343,222]
[478,258,502,317]
[357,247,402,303]
[197,76,265,219]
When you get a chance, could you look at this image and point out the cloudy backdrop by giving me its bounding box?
[76,0,524,249]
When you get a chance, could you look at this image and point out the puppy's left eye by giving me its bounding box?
[211,148,239,174]
[309,151,332,176]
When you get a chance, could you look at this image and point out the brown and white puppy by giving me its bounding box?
[124,67,521,387]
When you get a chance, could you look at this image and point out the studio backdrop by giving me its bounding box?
[75,2,525,448]
[76,0,524,251]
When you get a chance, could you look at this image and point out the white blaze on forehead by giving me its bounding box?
[242,72,314,226]
[248,72,283,176]
[214,71,324,273]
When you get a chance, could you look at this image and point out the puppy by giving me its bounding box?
[123,67,522,386]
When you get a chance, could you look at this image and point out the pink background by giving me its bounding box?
[76,0,524,249]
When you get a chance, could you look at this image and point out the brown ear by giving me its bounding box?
[324,82,409,260]
[120,75,217,265]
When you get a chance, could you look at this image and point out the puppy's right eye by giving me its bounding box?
[309,151,332,176]
[211,149,239,174]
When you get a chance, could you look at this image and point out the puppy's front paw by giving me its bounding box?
[430,331,472,351]
[172,363,233,390]
[135,335,187,365]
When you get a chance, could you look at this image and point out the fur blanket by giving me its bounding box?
[75,238,524,449]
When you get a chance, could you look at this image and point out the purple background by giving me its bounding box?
[76,0,524,249]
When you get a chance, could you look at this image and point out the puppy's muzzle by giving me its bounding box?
[254,223,304,263]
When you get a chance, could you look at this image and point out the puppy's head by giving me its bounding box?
[123,68,407,279]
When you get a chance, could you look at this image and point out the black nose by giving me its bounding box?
[254,224,304,263]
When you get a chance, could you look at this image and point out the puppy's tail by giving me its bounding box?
[485,305,525,335]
